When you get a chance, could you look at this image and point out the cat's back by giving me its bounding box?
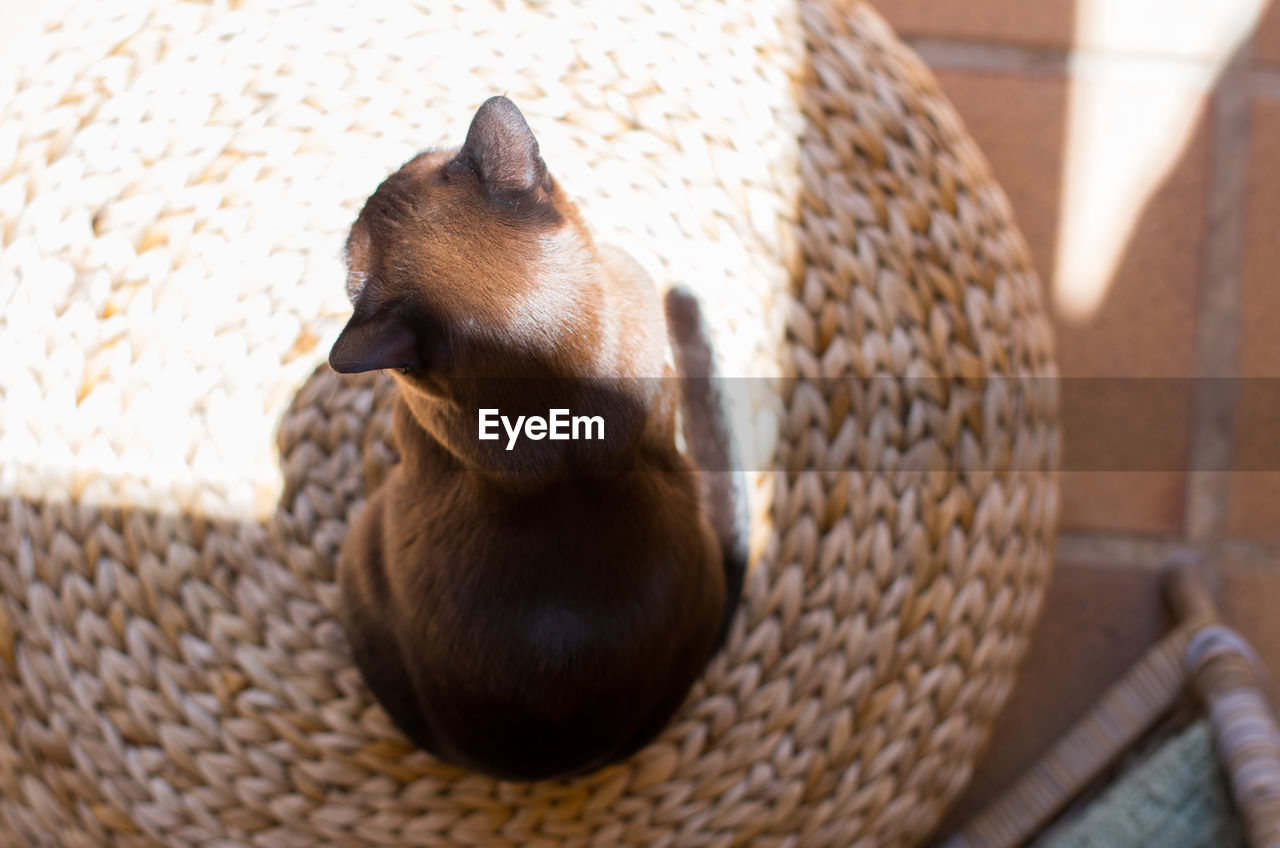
[378,465,724,778]
[385,462,716,620]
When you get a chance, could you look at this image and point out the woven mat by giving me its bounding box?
[0,1,1059,845]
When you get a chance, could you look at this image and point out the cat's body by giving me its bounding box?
[331,97,745,781]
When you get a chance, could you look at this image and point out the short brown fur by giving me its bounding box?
[330,97,744,781]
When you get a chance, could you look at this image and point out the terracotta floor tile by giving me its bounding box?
[1227,472,1280,541]
[1057,381,1191,534]
[935,70,1207,533]
[878,0,1076,50]
[884,1,1264,62]
[1059,472,1187,535]
[936,70,1210,379]
[1255,0,1280,65]
[933,70,1066,289]
[1048,84,1209,381]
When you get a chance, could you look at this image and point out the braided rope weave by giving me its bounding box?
[0,1,1059,845]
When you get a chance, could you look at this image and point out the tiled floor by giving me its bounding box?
[875,0,1280,836]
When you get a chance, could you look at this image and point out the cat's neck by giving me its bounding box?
[387,228,676,483]
[392,349,679,486]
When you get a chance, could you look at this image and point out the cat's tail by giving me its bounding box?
[663,286,749,652]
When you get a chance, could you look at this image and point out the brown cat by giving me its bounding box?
[329,96,745,782]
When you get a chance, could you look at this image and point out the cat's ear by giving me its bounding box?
[459,96,547,193]
[329,305,420,374]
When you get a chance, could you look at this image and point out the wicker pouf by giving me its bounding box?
[0,1,1059,846]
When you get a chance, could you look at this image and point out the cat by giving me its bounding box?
[329,96,746,782]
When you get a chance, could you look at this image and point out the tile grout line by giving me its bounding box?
[907,37,1241,84]
[906,39,1069,75]
[1185,45,1254,543]
[1057,532,1280,569]
[1056,533,1199,569]
[907,36,1280,99]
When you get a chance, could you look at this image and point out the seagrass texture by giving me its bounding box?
[0,1,1059,846]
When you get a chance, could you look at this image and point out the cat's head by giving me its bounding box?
[329,96,600,384]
